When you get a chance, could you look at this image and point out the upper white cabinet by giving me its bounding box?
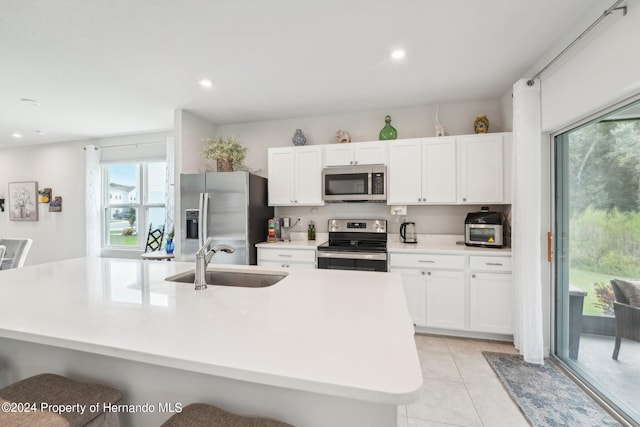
[457,133,507,204]
[268,146,324,206]
[324,141,387,166]
[388,137,457,205]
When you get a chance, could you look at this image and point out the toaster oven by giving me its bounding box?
[464,209,507,248]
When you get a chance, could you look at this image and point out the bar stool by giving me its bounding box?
[161,403,294,427]
[0,373,122,427]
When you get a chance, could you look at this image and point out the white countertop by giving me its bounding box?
[387,234,512,255]
[257,234,511,255]
[0,257,422,404]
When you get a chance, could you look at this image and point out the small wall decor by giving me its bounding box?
[49,196,62,212]
[379,115,398,140]
[336,130,351,143]
[434,104,446,137]
[9,181,38,221]
[292,129,306,146]
[473,115,490,134]
[38,188,52,203]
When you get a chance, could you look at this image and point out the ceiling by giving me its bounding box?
[0,0,603,147]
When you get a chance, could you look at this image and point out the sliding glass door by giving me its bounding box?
[554,98,640,424]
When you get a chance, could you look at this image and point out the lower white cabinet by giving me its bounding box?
[390,251,513,337]
[389,253,465,330]
[257,247,316,269]
[469,256,513,334]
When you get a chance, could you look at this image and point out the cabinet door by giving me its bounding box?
[294,146,324,205]
[324,145,354,166]
[423,137,457,203]
[390,267,426,326]
[469,272,513,334]
[268,148,295,206]
[457,134,504,203]
[353,141,387,165]
[425,270,466,330]
[388,139,423,204]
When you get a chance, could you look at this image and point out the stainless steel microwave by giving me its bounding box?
[322,165,386,202]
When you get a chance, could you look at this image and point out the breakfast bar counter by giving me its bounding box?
[0,257,421,426]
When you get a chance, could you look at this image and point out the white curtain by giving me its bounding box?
[85,145,101,257]
[512,79,544,364]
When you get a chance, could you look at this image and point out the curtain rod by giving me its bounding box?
[527,0,627,86]
[83,141,164,150]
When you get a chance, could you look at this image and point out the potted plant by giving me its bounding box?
[203,136,247,172]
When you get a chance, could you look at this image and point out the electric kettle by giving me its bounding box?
[400,222,417,244]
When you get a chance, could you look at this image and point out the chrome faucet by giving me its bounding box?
[194,237,235,290]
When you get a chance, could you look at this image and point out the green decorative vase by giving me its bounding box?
[379,115,397,140]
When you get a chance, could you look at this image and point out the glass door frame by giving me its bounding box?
[550,93,640,427]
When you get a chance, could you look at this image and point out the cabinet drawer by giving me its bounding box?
[469,255,511,272]
[257,248,316,263]
[389,253,464,270]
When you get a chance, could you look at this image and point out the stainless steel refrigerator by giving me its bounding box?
[179,172,273,265]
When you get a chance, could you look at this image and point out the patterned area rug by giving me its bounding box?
[483,351,620,427]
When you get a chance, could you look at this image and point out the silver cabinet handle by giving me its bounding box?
[421,271,425,275]
[354,160,358,165]
[427,271,431,276]
[463,197,467,202]
[418,260,435,263]
[418,197,421,201]
[278,254,292,257]
[472,274,476,278]
[486,262,503,266]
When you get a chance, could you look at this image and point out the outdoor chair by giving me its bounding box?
[610,279,640,360]
[144,224,165,253]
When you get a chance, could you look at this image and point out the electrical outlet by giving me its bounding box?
[390,206,407,215]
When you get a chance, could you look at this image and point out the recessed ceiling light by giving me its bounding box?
[11,132,23,138]
[198,79,214,88]
[20,98,40,106]
[390,48,407,60]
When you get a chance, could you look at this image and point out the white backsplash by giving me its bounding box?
[275,204,510,235]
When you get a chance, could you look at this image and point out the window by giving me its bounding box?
[102,161,167,249]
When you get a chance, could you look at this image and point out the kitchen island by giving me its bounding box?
[0,257,422,426]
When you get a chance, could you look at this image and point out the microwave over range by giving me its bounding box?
[322,164,386,202]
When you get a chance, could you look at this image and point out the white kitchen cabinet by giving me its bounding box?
[324,141,387,166]
[267,146,324,206]
[469,255,513,334]
[457,133,504,203]
[257,247,316,269]
[389,252,465,330]
[425,270,466,330]
[388,137,456,205]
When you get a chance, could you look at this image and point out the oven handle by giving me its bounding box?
[317,251,388,261]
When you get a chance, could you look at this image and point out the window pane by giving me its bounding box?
[108,164,139,205]
[147,207,166,233]
[147,162,167,204]
[107,207,139,247]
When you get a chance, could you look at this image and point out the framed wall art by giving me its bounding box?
[9,181,38,221]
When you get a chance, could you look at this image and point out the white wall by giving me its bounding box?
[215,100,504,177]
[0,132,171,266]
[540,0,640,132]
[174,109,217,174]
[0,140,87,265]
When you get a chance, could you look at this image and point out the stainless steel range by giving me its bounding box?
[317,219,387,272]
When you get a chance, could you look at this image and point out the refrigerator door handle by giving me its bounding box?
[202,192,209,246]
[198,192,205,247]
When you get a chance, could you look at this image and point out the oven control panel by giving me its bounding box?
[328,219,386,233]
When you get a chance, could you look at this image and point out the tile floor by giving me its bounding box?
[398,334,528,427]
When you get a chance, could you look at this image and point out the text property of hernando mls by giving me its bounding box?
[1,401,183,415]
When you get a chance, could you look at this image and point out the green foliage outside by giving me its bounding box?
[567,119,640,315]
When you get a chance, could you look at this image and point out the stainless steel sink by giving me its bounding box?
[164,268,288,288]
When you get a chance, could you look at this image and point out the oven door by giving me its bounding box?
[317,251,388,272]
[465,224,503,247]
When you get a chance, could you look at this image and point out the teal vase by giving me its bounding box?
[379,115,397,140]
